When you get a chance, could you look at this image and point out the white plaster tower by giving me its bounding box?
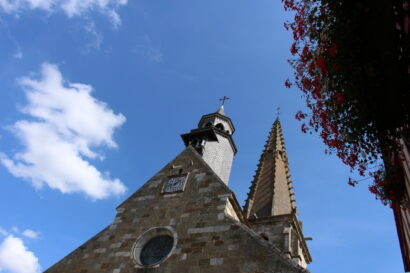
[180,102,237,184]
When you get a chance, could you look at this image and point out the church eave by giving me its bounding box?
[180,127,218,146]
[198,112,236,133]
[228,194,250,226]
[180,127,238,154]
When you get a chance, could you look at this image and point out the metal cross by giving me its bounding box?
[219,96,230,106]
[276,107,281,118]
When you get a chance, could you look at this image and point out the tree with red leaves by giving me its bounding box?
[282,0,410,206]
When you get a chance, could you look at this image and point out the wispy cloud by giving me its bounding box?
[0,63,127,199]
[0,228,7,237]
[0,0,53,13]
[13,47,23,59]
[144,35,163,63]
[22,229,40,239]
[83,21,103,53]
[0,235,41,273]
[133,35,163,63]
[0,226,41,239]
[0,0,127,27]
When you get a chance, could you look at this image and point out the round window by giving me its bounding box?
[140,235,174,265]
[132,226,177,268]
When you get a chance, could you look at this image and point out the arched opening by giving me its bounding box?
[215,123,225,131]
[204,122,212,127]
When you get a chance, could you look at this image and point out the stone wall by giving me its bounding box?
[249,217,308,268]
[44,147,308,273]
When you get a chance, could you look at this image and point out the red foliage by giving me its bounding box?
[334,92,345,104]
[295,111,307,120]
[327,43,338,57]
[348,177,357,187]
[316,57,327,73]
[291,42,298,55]
[285,79,292,88]
[281,0,399,206]
[301,123,307,133]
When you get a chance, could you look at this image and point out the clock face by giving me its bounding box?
[163,175,187,193]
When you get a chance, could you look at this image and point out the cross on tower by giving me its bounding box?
[276,107,281,118]
[219,96,230,106]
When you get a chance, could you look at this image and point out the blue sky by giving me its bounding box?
[0,0,404,272]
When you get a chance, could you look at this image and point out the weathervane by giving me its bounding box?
[219,96,230,106]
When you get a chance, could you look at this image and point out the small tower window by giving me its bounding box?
[204,122,212,127]
[215,123,225,131]
[190,138,206,148]
[190,139,199,147]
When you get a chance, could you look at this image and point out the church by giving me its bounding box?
[44,104,312,273]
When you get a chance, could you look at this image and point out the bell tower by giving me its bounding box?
[180,104,237,184]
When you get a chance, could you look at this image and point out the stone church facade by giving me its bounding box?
[45,106,312,273]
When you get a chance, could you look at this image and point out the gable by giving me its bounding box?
[113,146,243,221]
[45,146,307,273]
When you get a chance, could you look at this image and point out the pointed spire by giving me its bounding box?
[244,118,296,218]
[216,105,225,115]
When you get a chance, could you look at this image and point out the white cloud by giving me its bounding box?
[0,0,127,27]
[0,0,20,13]
[22,230,40,239]
[0,235,41,273]
[0,0,54,13]
[1,63,127,199]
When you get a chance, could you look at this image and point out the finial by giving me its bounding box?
[219,96,230,106]
[276,107,281,119]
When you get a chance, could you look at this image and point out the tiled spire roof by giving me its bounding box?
[244,118,296,218]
